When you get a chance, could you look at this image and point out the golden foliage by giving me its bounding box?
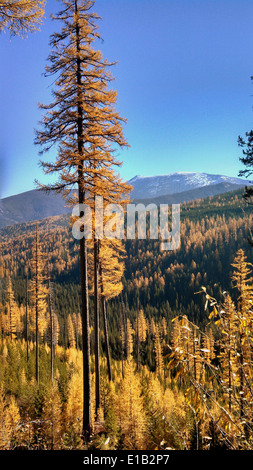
[41,384,63,450]
[113,359,147,449]
[0,385,20,449]
[0,0,45,36]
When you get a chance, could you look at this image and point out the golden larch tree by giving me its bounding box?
[30,225,48,383]
[5,276,18,340]
[114,359,147,449]
[35,0,130,441]
[231,249,253,424]
[41,383,63,450]
[67,314,76,349]
[218,294,238,413]
[154,322,164,380]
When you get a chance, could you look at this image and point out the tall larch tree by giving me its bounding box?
[25,276,29,361]
[5,276,17,340]
[138,309,147,343]
[35,0,130,441]
[86,170,130,417]
[47,275,59,383]
[41,383,63,449]
[30,224,47,384]
[67,314,76,349]
[217,295,238,414]
[73,312,82,349]
[231,249,253,425]
[189,327,202,384]
[114,358,147,450]
[154,322,164,380]
[201,326,215,386]
[98,238,126,383]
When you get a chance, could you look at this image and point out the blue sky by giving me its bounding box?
[1,0,253,198]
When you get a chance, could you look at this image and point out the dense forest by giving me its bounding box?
[1,188,253,450]
[1,187,252,340]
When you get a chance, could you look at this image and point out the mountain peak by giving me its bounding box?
[128,171,250,199]
[0,171,251,229]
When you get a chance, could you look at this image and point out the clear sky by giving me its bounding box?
[1,0,253,198]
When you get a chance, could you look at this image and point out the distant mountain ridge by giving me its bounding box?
[0,171,251,229]
[0,190,70,229]
[129,171,251,199]
[134,181,247,205]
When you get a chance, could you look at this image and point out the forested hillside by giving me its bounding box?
[0,187,252,358]
[1,190,252,334]
[1,185,253,450]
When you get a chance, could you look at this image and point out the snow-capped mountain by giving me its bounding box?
[128,172,251,200]
[0,172,251,229]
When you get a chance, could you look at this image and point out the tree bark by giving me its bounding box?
[79,232,91,440]
[99,263,112,382]
[48,278,54,384]
[94,237,100,419]
[102,296,112,382]
[75,0,92,441]
[35,225,39,384]
[136,298,140,371]
[120,293,127,377]
[26,276,29,362]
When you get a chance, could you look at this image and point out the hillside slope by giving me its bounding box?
[129,171,250,199]
[0,187,252,335]
[0,189,70,228]
[0,172,251,229]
